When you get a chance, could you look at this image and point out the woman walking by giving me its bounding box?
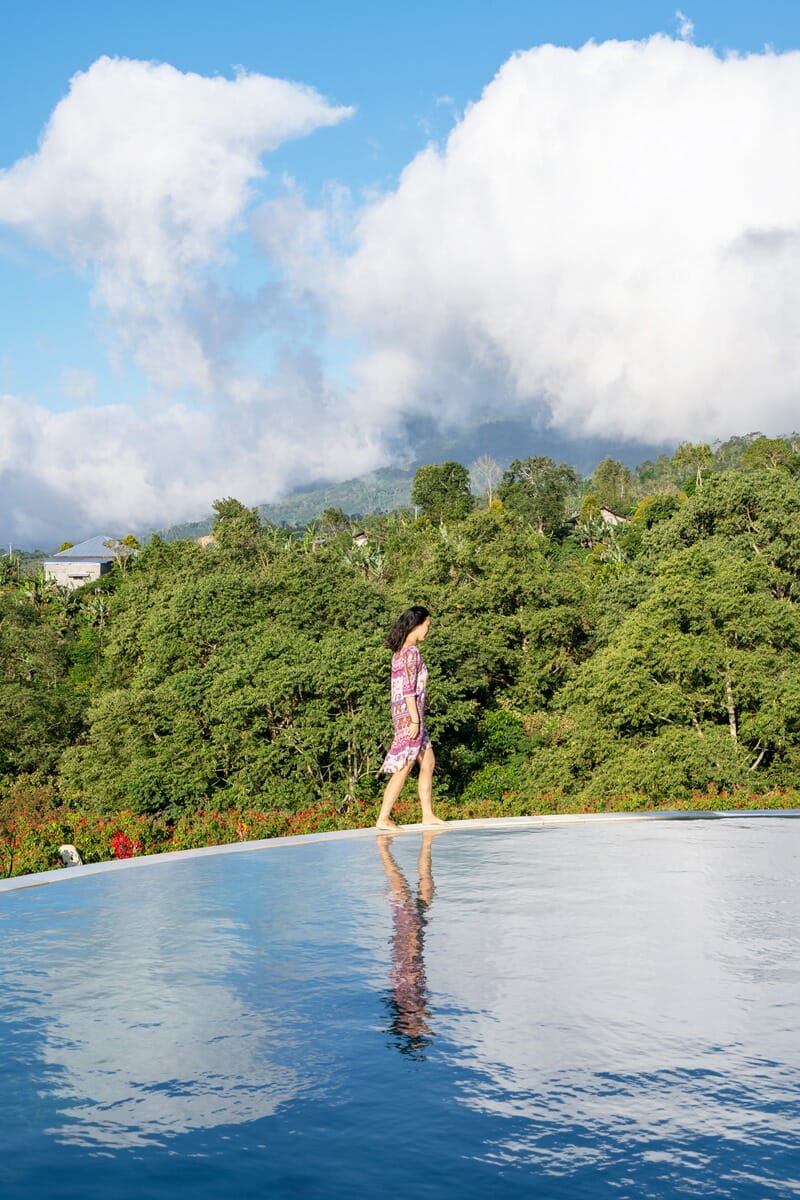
[376,606,446,831]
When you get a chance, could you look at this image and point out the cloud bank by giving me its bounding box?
[4,37,800,543]
[0,56,351,390]
[0,360,384,544]
[0,58,379,543]
[263,35,800,444]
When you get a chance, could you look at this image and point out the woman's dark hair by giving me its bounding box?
[386,606,430,652]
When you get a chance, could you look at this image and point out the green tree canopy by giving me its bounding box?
[645,468,800,585]
[672,441,713,489]
[529,538,800,801]
[0,593,85,776]
[411,462,475,522]
[8,446,800,829]
[321,506,349,533]
[498,457,577,533]
[631,493,683,529]
[741,436,797,472]
[59,532,391,814]
[211,497,263,559]
[635,453,682,492]
[591,457,635,514]
[712,432,763,470]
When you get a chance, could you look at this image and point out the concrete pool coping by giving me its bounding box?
[2,808,799,894]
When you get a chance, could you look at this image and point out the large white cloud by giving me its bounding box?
[0,56,351,391]
[0,58,384,544]
[260,35,800,443]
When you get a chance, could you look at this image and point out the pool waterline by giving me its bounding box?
[2,808,799,894]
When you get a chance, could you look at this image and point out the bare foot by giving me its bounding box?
[376,819,400,831]
[420,815,447,827]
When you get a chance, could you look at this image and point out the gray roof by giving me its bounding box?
[46,536,119,563]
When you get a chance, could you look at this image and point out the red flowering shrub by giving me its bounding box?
[109,831,142,859]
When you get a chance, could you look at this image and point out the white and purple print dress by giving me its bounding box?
[381,644,430,774]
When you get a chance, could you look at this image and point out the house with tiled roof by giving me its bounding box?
[44,536,118,591]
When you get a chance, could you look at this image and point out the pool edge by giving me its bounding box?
[2,808,799,894]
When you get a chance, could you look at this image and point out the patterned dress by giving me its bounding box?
[381,644,430,774]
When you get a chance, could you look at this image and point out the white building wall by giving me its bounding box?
[44,561,110,591]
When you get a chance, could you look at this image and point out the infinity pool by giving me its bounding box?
[1,818,799,1198]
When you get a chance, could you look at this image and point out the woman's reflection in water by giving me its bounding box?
[378,831,440,1059]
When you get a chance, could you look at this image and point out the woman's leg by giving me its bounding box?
[417,830,437,904]
[417,744,445,825]
[377,760,414,828]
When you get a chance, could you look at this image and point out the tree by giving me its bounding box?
[411,462,474,522]
[379,505,590,793]
[103,534,140,575]
[631,494,682,529]
[497,457,577,533]
[646,469,800,587]
[672,441,713,489]
[712,432,763,470]
[211,497,262,559]
[519,530,800,804]
[469,454,502,505]
[321,507,349,534]
[59,534,391,814]
[741,436,796,472]
[0,593,85,777]
[591,457,634,514]
[635,453,683,492]
[0,555,18,586]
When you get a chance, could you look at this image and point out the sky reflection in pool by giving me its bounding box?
[1,820,799,1198]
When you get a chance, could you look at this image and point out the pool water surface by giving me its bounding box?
[1,819,799,1198]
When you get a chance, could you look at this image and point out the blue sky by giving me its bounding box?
[3,1,800,545]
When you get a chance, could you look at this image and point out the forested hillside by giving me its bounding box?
[157,467,416,542]
[2,437,800,875]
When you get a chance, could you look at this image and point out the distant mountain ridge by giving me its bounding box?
[156,467,415,542]
[392,416,674,477]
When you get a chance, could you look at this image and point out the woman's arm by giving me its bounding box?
[401,647,421,733]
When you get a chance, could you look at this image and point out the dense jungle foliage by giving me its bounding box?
[2,433,800,874]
